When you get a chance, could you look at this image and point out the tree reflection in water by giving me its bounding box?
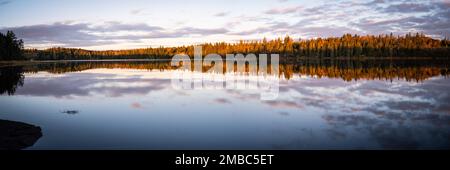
[0,59,448,149]
[0,66,24,95]
[1,59,449,95]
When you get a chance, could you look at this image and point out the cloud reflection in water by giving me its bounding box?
[2,68,449,149]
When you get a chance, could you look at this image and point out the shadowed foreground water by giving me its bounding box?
[0,60,449,149]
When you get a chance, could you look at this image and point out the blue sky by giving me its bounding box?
[0,0,449,50]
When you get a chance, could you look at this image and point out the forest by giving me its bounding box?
[1,59,449,95]
[25,33,450,60]
[1,30,450,60]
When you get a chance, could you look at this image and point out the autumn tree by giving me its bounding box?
[23,33,450,60]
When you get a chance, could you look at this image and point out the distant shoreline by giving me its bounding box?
[1,56,450,62]
[2,57,450,68]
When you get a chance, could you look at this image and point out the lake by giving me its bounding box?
[0,59,449,149]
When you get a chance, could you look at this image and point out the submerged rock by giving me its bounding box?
[61,110,79,115]
[0,119,42,150]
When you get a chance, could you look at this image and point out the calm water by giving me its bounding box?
[0,60,449,149]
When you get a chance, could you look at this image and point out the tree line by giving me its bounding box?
[2,30,450,60]
[0,31,24,60]
[25,33,450,60]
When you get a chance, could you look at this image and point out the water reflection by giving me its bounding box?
[0,66,24,95]
[0,60,448,149]
[1,59,449,96]
[8,59,450,80]
[15,70,171,98]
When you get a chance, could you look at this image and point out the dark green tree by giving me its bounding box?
[0,30,24,60]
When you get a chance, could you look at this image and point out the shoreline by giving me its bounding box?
[1,57,450,68]
[1,56,449,63]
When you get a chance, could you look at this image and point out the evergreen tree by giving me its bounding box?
[0,30,24,60]
[16,33,450,60]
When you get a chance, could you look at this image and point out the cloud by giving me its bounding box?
[229,19,361,37]
[129,8,151,16]
[2,0,450,48]
[364,0,385,6]
[296,25,361,37]
[292,0,449,38]
[214,12,228,17]
[130,9,144,15]
[0,21,163,47]
[0,22,109,47]
[381,3,434,13]
[98,21,163,32]
[0,21,229,48]
[264,6,302,15]
[174,27,229,35]
[350,9,450,37]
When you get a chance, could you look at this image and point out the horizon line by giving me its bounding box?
[20,32,445,51]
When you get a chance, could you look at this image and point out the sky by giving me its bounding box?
[0,0,449,50]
